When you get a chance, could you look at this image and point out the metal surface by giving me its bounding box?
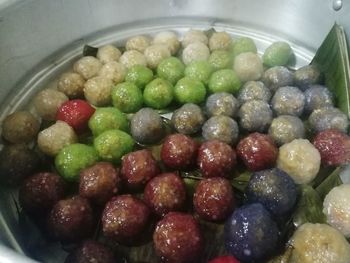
[0,0,349,262]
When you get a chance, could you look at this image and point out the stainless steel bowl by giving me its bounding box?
[0,0,349,262]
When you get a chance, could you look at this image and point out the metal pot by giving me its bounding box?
[0,0,348,262]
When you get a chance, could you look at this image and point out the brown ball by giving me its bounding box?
[102,195,151,244]
[79,162,120,205]
[19,172,66,215]
[2,111,40,143]
[48,196,94,242]
[121,150,160,190]
[153,212,203,263]
[65,240,116,263]
[143,173,186,217]
[197,140,236,178]
[193,177,234,221]
[161,134,199,170]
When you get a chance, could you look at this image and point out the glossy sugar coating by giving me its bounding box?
[304,84,334,113]
[98,61,127,84]
[144,44,171,69]
[224,203,279,262]
[83,76,114,106]
[119,50,147,69]
[246,168,297,216]
[262,66,294,93]
[182,42,210,65]
[206,92,239,118]
[271,86,305,116]
[268,115,305,146]
[57,72,85,98]
[152,31,180,55]
[262,41,293,67]
[323,184,350,237]
[153,212,203,263]
[143,78,174,109]
[33,89,68,120]
[237,81,271,104]
[209,31,232,51]
[96,44,121,64]
[111,82,143,113]
[157,57,185,85]
[294,64,322,90]
[289,223,350,263]
[233,52,263,82]
[131,108,165,144]
[125,35,151,53]
[202,115,239,145]
[182,29,208,48]
[171,103,206,135]
[238,100,272,132]
[73,56,102,80]
[184,60,214,85]
[277,139,320,184]
[208,50,233,71]
[231,37,257,58]
[125,65,154,89]
[309,107,349,133]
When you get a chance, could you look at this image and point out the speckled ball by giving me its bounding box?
[202,115,239,145]
[304,85,334,113]
[205,92,239,117]
[262,66,294,93]
[271,86,305,116]
[309,107,349,133]
[268,115,305,145]
[237,81,271,104]
[238,100,272,132]
[171,103,206,135]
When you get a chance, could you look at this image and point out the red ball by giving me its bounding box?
[313,129,350,166]
[208,255,241,263]
[144,173,186,217]
[161,133,199,170]
[194,177,235,221]
[153,212,203,263]
[121,149,160,190]
[56,99,95,134]
[197,140,236,178]
[236,133,278,171]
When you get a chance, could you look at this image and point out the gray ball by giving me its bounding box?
[202,115,239,145]
[271,86,305,116]
[262,66,294,93]
[294,65,322,90]
[171,103,206,135]
[304,84,334,114]
[238,100,273,132]
[309,107,349,133]
[237,81,271,105]
[205,92,239,118]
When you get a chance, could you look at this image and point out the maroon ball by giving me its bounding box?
[197,140,236,178]
[161,134,199,170]
[144,173,186,217]
[194,177,235,221]
[313,129,350,166]
[236,133,278,171]
[48,196,94,242]
[19,172,66,215]
[65,240,116,263]
[79,162,120,205]
[153,212,203,263]
[121,149,160,190]
[102,195,151,244]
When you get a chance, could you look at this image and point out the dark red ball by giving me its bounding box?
[121,149,160,190]
[102,195,151,244]
[236,132,278,171]
[153,212,203,263]
[197,140,236,178]
[313,129,350,166]
[161,134,199,170]
[208,255,241,263]
[144,173,186,217]
[194,177,235,221]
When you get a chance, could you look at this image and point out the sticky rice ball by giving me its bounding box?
[125,35,151,53]
[237,81,271,104]
[33,89,68,121]
[323,184,350,237]
[309,107,349,133]
[57,72,85,98]
[182,29,208,48]
[182,42,210,65]
[238,100,273,132]
[271,86,305,116]
[233,52,264,82]
[119,50,147,69]
[98,61,127,84]
[262,66,294,93]
[73,56,102,80]
[209,31,232,51]
[304,85,334,113]
[83,76,114,106]
[277,139,320,184]
[144,44,171,69]
[289,223,350,263]
[153,31,180,55]
[96,44,121,64]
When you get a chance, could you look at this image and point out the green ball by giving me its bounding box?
[184,60,214,85]
[55,144,99,182]
[208,50,233,70]
[174,77,206,104]
[263,41,293,67]
[88,107,129,136]
[143,78,174,109]
[157,57,185,85]
[94,129,134,164]
[208,69,241,94]
[125,65,154,89]
[231,37,257,58]
[111,82,143,113]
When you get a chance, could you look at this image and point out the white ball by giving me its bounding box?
[126,35,151,53]
[73,56,102,80]
[98,61,126,84]
[144,44,171,69]
[182,42,210,65]
[233,52,264,82]
[277,139,321,184]
[209,31,232,51]
[96,44,121,64]
[84,76,114,106]
[153,31,180,55]
[33,89,68,121]
[119,50,147,69]
[182,29,208,48]
[323,184,350,237]
[57,72,85,98]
